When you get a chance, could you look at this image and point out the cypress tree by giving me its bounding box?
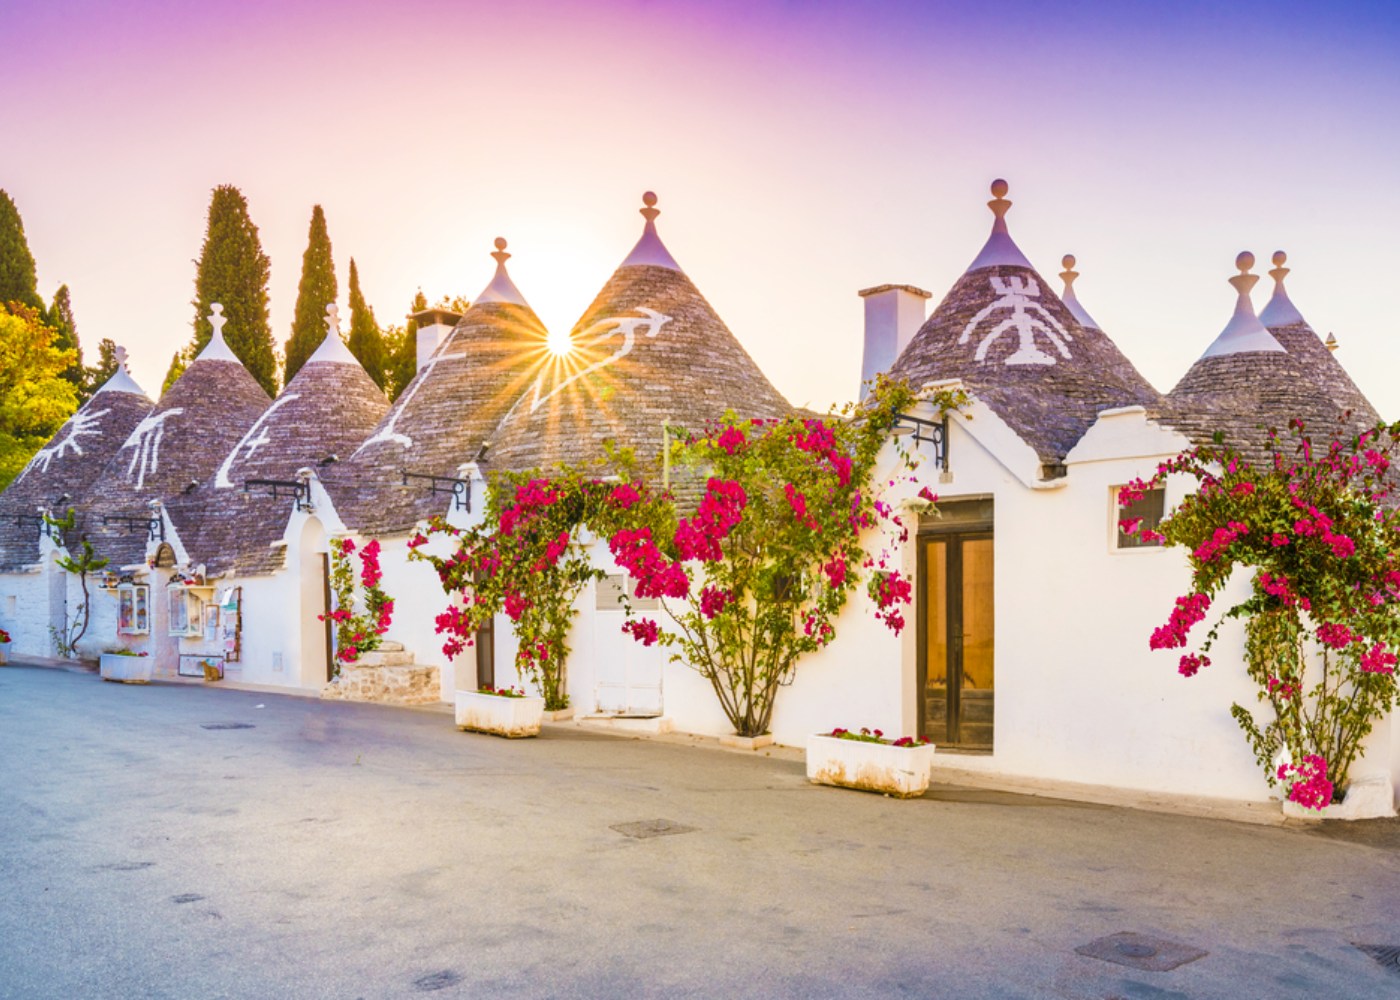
[284,205,337,384]
[346,258,386,389]
[189,185,276,396]
[0,190,43,311]
[162,351,188,396]
[46,284,86,401]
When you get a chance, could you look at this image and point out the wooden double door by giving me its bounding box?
[917,508,994,750]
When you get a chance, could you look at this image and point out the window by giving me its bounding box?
[167,587,205,638]
[117,585,149,635]
[1115,485,1165,550]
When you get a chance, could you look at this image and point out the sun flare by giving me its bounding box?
[546,329,574,356]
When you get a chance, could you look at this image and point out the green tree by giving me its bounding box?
[0,303,78,489]
[162,352,187,396]
[346,258,386,389]
[0,190,44,311]
[284,204,337,384]
[187,185,276,395]
[45,284,86,400]
[84,338,121,395]
[384,288,428,401]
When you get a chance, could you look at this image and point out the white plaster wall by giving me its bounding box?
[0,567,50,656]
[372,533,456,700]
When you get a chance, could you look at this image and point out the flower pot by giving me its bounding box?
[0,644,9,666]
[1281,774,1395,822]
[806,734,936,798]
[100,652,152,684]
[455,690,546,738]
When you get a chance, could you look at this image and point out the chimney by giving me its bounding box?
[857,284,931,397]
[410,307,464,370]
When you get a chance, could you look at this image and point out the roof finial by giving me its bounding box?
[1259,248,1306,327]
[988,178,1011,221]
[474,236,530,307]
[1199,250,1284,359]
[1325,332,1339,353]
[1269,250,1289,283]
[620,190,682,271]
[1058,253,1100,330]
[114,345,129,372]
[324,302,340,336]
[93,342,149,397]
[964,177,1033,272]
[209,302,228,340]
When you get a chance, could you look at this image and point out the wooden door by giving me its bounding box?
[919,531,994,749]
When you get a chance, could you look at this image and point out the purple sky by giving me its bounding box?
[4,0,1398,416]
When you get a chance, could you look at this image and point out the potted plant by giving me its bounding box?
[806,727,937,798]
[455,685,546,738]
[99,648,153,684]
[0,627,11,665]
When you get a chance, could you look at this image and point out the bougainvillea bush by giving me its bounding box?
[413,377,964,737]
[318,537,394,672]
[1123,419,1400,808]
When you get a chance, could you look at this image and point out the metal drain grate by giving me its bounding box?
[171,893,205,904]
[1354,944,1400,976]
[200,722,255,730]
[413,970,464,992]
[1075,932,1208,972]
[610,818,696,840]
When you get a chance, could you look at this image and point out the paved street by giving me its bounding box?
[2,663,1398,1000]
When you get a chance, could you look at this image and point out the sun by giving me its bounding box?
[546,329,574,356]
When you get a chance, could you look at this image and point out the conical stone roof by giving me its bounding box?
[888,181,1158,470]
[1257,251,1380,424]
[0,354,154,571]
[330,240,551,533]
[1162,252,1368,466]
[485,193,790,476]
[169,305,391,576]
[81,306,272,567]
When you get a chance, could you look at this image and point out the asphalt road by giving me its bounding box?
[2,663,1398,1000]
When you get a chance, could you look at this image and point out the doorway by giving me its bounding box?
[917,500,994,750]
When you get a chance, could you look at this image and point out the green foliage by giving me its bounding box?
[84,338,121,395]
[161,351,188,396]
[346,258,386,389]
[46,508,109,658]
[189,185,276,396]
[321,538,394,674]
[284,205,337,385]
[0,303,78,489]
[0,189,43,311]
[1132,419,1400,802]
[45,284,86,402]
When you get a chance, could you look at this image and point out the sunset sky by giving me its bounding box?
[4,0,1399,416]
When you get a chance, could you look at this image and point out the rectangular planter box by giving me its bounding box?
[100,652,153,684]
[806,734,937,798]
[455,691,545,738]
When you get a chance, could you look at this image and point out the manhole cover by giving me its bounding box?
[413,970,464,992]
[200,722,255,730]
[1354,944,1400,976]
[96,861,155,872]
[1076,932,1208,971]
[171,893,205,904]
[610,819,696,840]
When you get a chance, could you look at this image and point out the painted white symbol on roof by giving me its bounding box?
[13,407,110,484]
[215,394,301,488]
[351,345,468,457]
[122,408,184,490]
[523,308,671,415]
[958,276,1072,366]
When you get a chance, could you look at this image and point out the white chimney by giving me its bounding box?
[858,284,931,398]
[411,307,465,371]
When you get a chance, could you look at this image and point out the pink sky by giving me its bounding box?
[4,0,1398,416]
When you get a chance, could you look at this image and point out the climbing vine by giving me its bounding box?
[1124,418,1400,808]
[319,537,394,672]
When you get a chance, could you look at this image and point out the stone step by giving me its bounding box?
[377,641,405,653]
[355,649,415,667]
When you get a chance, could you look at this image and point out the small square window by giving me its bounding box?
[1115,486,1165,549]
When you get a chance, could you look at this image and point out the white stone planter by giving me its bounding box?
[0,643,9,665]
[100,653,153,684]
[455,691,545,738]
[1281,773,1396,822]
[806,734,937,798]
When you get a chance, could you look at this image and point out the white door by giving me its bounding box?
[593,574,663,716]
